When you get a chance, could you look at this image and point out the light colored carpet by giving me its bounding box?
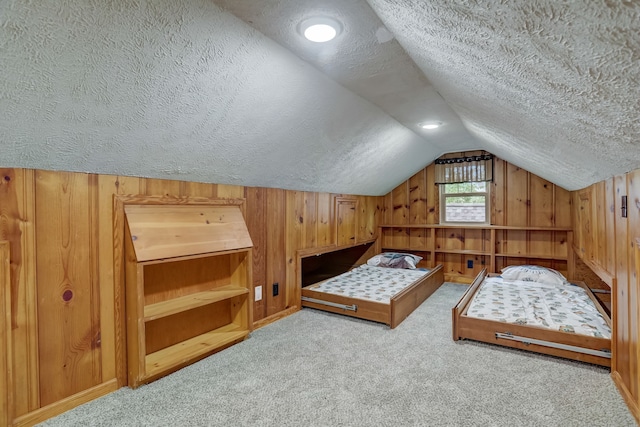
[39,283,636,426]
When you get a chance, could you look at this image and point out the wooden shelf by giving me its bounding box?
[144,286,249,322]
[145,324,248,379]
[496,253,567,261]
[381,224,571,231]
[435,249,489,256]
[124,199,253,388]
[378,224,573,280]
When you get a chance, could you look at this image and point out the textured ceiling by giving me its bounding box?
[1,0,638,195]
[367,0,640,190]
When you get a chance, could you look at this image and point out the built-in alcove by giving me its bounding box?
[121,198,253,388]
[300,241,376,288]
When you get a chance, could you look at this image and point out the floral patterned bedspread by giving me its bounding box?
[465,276,611,338]
[305,264,429,304]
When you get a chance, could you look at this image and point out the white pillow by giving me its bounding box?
[367,252,422,269]
[500,265,568,286]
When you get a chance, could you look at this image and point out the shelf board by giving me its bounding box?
[144,285,249,322]
[495,253,567,260]
[381,246,429,252]
[145,324,249,379]
[435,249,489,256]
[380,224,571,231]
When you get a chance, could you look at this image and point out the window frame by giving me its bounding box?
[439,181,490,225]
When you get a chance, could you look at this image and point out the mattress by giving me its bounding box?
[304,264,429,304]
[465,276,611,339]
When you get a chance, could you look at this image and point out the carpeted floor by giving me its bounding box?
[39,283,636,426]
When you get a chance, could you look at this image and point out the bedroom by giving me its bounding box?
[1,1,639,425]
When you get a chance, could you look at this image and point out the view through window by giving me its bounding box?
[440,182,489,223]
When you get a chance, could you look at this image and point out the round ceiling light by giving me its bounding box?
[420,121,443,130]
[299,17,342,43]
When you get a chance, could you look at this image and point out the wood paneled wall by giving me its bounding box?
[571,170,640,423]
[382,154,572,280]
[0,168,381,425]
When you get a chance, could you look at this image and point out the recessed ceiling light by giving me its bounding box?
[299,17,342,43]
[420,121,442,130]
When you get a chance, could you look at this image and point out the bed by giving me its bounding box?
[301,252,444,328]
[452,265,612,367]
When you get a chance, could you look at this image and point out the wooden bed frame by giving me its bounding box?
[302,263,444,329]
[452,268,612,367]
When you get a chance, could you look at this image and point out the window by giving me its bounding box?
[440,182,489,224]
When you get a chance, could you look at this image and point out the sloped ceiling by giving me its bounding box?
[367,0,640,190]
[1,1,638,195]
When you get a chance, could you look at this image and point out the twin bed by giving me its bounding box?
[301,252,444,328]
[452,265,612,367]
[301,247,611,367]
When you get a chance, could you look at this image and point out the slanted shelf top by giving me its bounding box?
[124,204,253,262]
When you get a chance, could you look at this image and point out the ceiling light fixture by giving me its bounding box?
[420,121,442,130]
[299,17,342,43]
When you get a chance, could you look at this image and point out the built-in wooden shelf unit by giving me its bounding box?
[124,201,253,388]
[379,224,573,281]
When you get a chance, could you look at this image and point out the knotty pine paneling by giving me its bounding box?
[35,171,102,406]
[572,169,640,423]
[626,170,639,400]
[1,241,11,426]
[383,155,572,281]
[245,187,266,320]
[265,188,286,317]
[0,168,382,424]
[0,169,39,416]
[505,163,529,227]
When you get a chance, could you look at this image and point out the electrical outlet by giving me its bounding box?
[255,286,262,302]
[273,282,279,296]
[467,259,473,268]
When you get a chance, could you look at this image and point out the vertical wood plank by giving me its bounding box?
[357,196,377,243]
[180,181,217,198]
[266,189,286,316]
[529,175,554,227]
[491,158,506,225]
[216,184,245,199]
[626,170,639,399]
[1,241,12,426]
[303,192,317,248]
[605,177,616,275]
[528,176,553,257]
[382,192,392,224]
[112,176,141,387]
[595,182,607,265]
[88,174,102,389]
[425,164,438,225]
[317,193,332,247]
[505,164,529,226]
[285,191,304,309]
[390,183,409,248]
[141,178,181,197]
[614,174,630,387]
[245,187,266,321]
[409,170,427,249]
[0,168,39,416]
[554,186,572,228]
[336,197,357,246]
[35,171,100,405]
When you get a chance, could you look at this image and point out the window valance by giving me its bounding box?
[434,153,493,184]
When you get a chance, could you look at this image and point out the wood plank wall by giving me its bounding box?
[571,170,640,423]
[382,154,572,280]
[0,168,381,425]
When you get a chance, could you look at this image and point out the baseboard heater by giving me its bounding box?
[301,296,357,312]
[495,332,611,359]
